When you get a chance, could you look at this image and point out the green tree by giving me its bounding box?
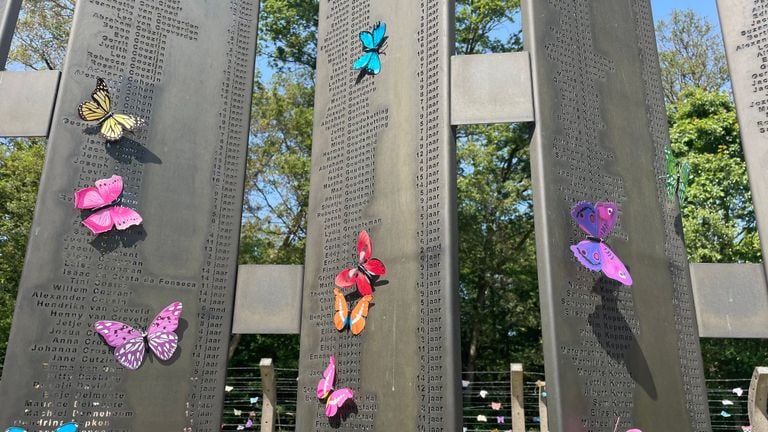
[8,0,73,70]
[0,139,45,360]
[655,9,729,105]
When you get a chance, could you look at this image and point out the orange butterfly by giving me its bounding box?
[333,288,373,335]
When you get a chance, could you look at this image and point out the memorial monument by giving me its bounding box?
[0,0,258,430]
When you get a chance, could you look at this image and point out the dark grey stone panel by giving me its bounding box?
[0,0,258,430]
[295,0,460,430]
[717,0,768,276]
[523,0,711,430]
[690,263,768,338]
[0,71,61,137]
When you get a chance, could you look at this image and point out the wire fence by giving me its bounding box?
[0,366,756,430]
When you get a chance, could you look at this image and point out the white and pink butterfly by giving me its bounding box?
[74,175,142,234]
[93,302,182,370]
[335,230,386,296]
[316,355,354,417]
[569,201,633,285]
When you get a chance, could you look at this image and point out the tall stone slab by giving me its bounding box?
[295,0,460,430]
[0,0,258,430]
[717,0,768,274]
[523,1,711,430]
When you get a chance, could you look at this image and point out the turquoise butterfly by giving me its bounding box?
[6,423,77,432]
[353,21,388,75]
[664,146,691,204]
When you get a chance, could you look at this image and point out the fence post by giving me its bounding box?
[510,363,525,431]
[749,366,768,432]
[260,358,276,432]
[536,380,548,432]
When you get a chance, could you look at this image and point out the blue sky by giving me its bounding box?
[651,0,720,28]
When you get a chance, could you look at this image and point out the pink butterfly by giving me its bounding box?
[93,302,182,370]
[569,201,633,285]
[335,230,386,296]
[74,175,142,234]
[491,401,502,410]
[316,355,354,417]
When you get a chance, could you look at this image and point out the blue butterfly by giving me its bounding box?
[353,21,388,76]
[6,423,78,432]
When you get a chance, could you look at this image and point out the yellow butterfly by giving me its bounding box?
[77,78,144,141]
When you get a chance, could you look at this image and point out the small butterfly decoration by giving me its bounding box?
[353,21,388,79]
[93,302,182,370]
[316,355,354,417]
[336,230,387,296]
[74,175,142,235]
[664,146,691,204]
[570,201,633,285]
[78,77,145,141]
[333,287,373,335]
[6,423,78,432]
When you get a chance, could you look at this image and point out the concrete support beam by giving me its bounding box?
[0,71,61,137]
[260,358,276,432]
[232,265,303,334]
[510,363,525,431]
[450,52,534,125]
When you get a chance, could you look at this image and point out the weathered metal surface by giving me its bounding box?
[450,52,534,125]
[690,263,768,338]
[0,0,22,69]
[295,0,460,430]
[0,0,259,430]
[0,71,61,136]
[523,0,711,430]
[717,0,768,277]
[232,265,304,334]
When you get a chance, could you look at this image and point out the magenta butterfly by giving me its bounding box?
[74,175,142,234]
[570,201,633,285]
[335,230,386,296]
[93,302,182,370]
[316,355,354,417]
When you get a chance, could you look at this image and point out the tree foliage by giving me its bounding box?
[8,0,73,70]
[655,9,729,105]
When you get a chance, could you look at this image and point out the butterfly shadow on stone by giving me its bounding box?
[89,224,147,254]
[371,277,389,292]
[105,135,162,165]
[588,276,657,399]
[328,399,358,429]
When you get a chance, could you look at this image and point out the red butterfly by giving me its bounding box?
[335,230,386,296]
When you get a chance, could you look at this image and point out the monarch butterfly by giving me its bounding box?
[333,288,373,335]
[77,78,144,141]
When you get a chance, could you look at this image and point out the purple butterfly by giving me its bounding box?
[93,302,182,370]
[570,202,633,285]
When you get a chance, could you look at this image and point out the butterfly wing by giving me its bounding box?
[333,288,350,331]
[350,295,373,335]
[325,388,354,417]
[355,272,373,296]
[100,116,126,141]
[77,78,111,122]
[365,53,382,75]
[94,320,142,348]
[599,243,633,285]
[357,230,372,263]
[665,147,677,199]
[570,201,599,237]
[147,301,183,335]
[74,175,123,209]
[112,113,144,131]
[335,267,358,288]
[6,427,27,432]
[316,355,336,399]
[114,337,147,370]
[353,51,374,71]
[570,240,602,272]
[359,30,375,50]
[363,258,386,276]
[55,423,79,432]
[678,161,691,203]
[109,206,143,231]
[371,21,386,47]
[82,208,115,234]
[595,202,619,238]
[147,331,178,361]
